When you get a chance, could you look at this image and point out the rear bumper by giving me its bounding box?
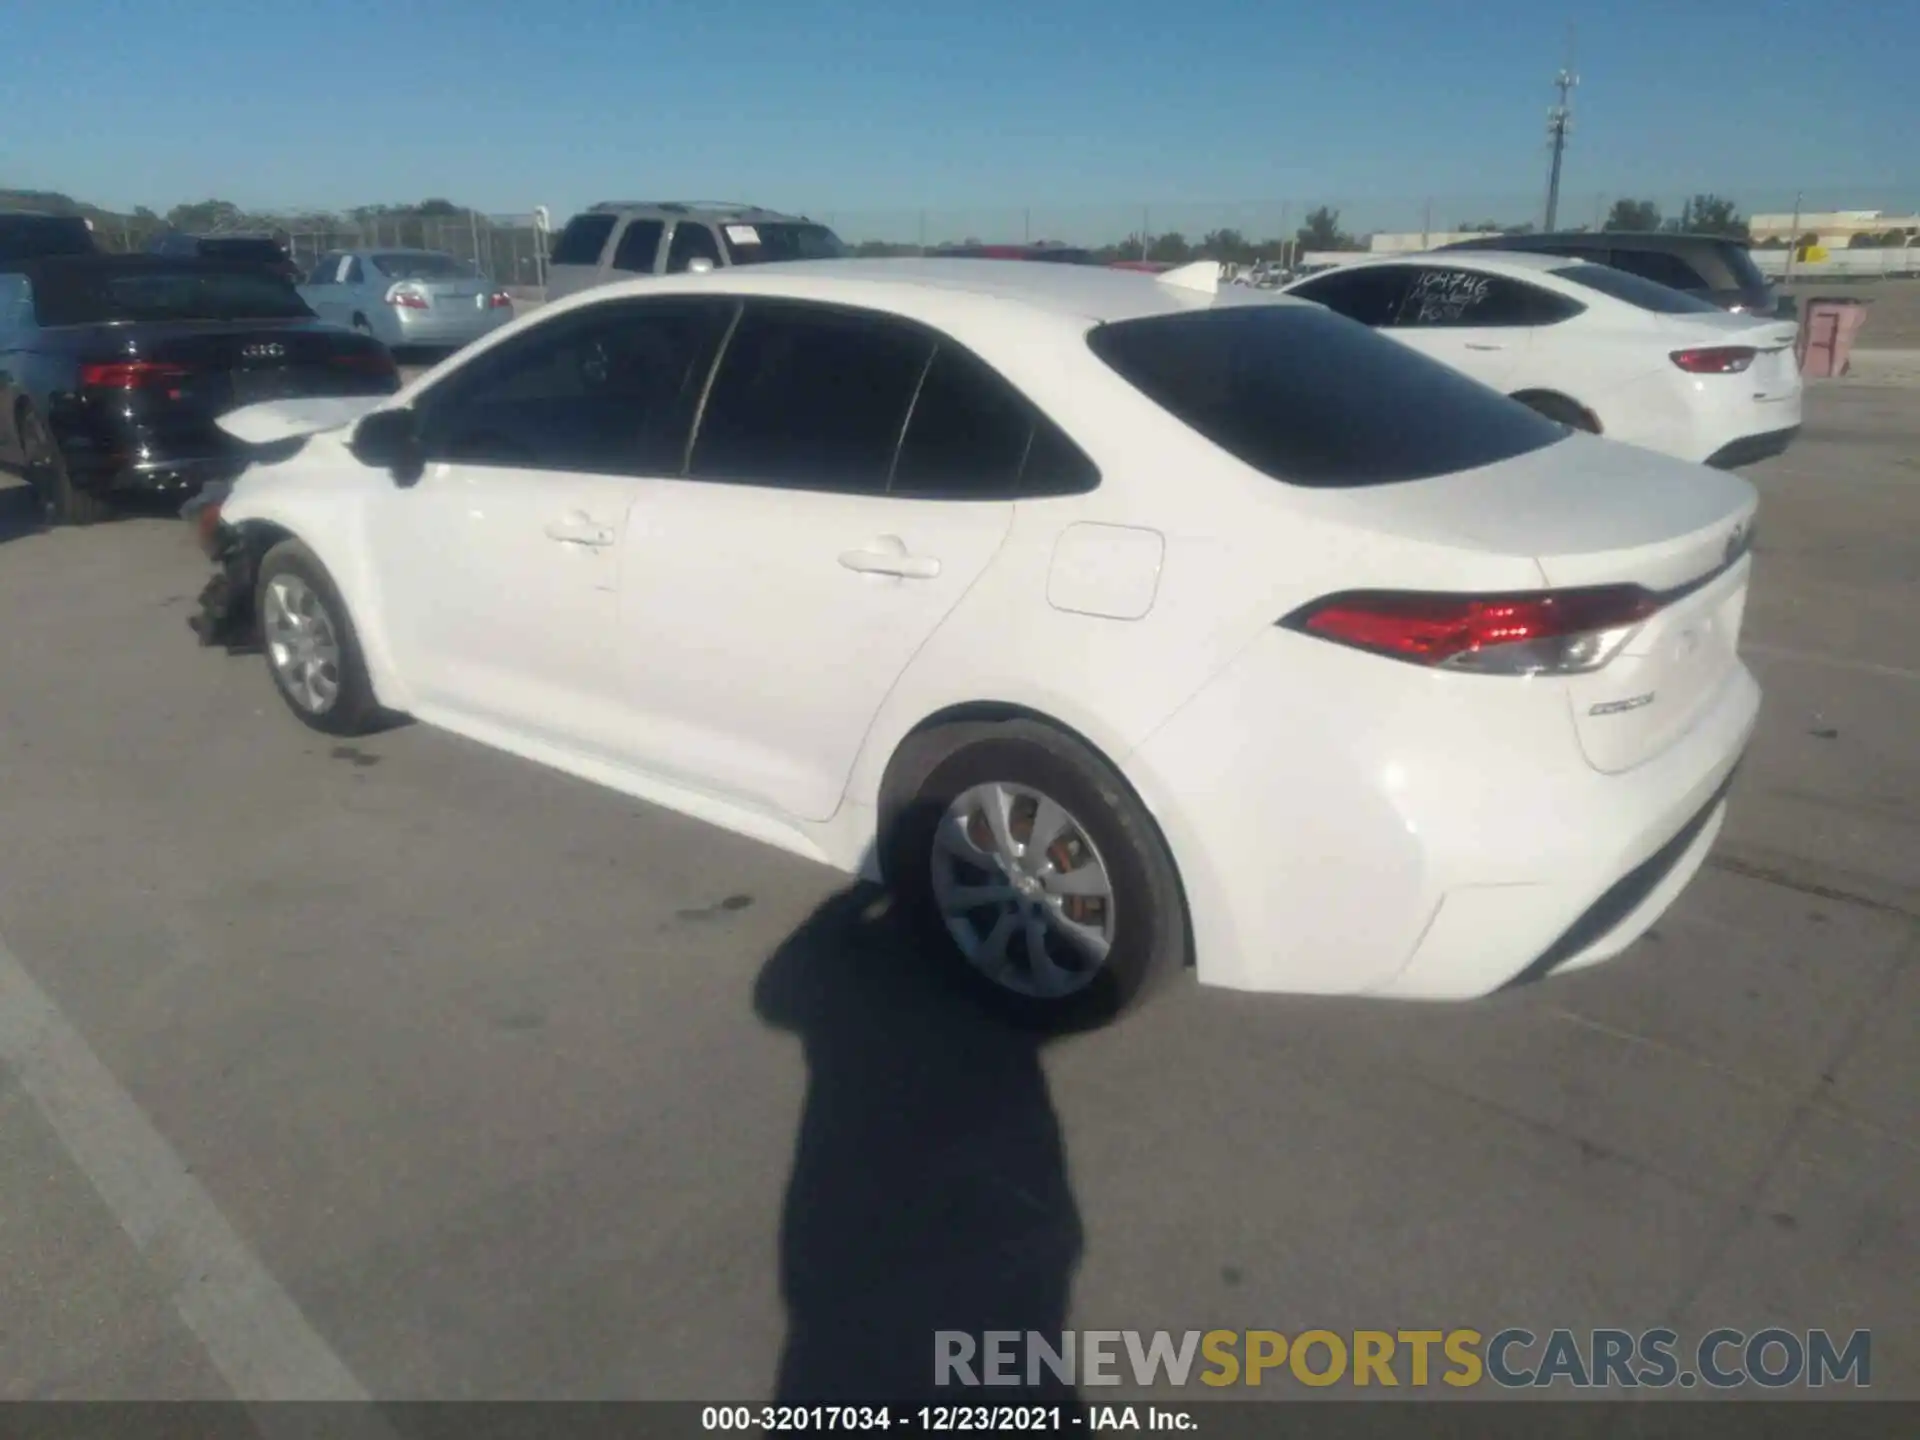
[1705,425,1801,469]
[1121,629,1760,1000]
[391,307,514,348]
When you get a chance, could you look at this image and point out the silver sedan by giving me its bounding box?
[298,248,515,353]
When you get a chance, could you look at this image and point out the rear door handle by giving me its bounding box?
[839,543,941,580]
[545,512,615,547]
[1464,342,1505,351]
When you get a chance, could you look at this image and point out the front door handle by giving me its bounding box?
[839,538,941,580]
[545,512,615,547]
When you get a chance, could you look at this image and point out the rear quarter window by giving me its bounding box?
[1087,304,1569,488]
[551,214,618,266]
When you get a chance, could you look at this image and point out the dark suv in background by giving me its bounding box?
[1437,231,1783,317]
[0,210,101,264]
[146,231,302,283]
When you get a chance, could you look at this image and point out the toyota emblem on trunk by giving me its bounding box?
[241,342,286,360]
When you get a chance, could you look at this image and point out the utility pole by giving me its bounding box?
[1542,25,1578,232]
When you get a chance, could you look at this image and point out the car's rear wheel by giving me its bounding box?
[891,721,1189,1031]
[256,538,382,735]
[19,405,112,526]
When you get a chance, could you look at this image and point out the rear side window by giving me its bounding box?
[689,302,932,492]
[718,222,848,265]
[551,213,617,266]
[1550,263,1723,315]
[892,345,1036,500]
[1392,269,1586,327]
[1606,248,1706,293]
[1287,266,1413,327]
[611,220,665,273]
[1087,305,1569,488]
[665,222,723,273]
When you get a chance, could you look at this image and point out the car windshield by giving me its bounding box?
[1087,302,1569,487]
[719,222,848,265]
[373,252,478,281]
[35,265,315,325]
[1549,262,1724,314]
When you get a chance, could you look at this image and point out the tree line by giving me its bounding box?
[10,187,1829,266]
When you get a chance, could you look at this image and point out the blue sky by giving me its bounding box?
[3,0,1913,240]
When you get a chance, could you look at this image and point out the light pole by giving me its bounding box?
[1542,29,1578,231]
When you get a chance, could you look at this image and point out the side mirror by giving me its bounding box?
[351,406,425,487]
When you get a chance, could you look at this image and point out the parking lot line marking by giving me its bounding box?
[1742,641,1920,684]
[0,933,371,1402]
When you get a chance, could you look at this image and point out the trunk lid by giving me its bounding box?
[101,321,397,410]
[1330,434,1759,774]
[1662,313,1802,401]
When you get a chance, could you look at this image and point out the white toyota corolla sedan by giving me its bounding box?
[1280,250,1803,467]
[192,258,1760,1029]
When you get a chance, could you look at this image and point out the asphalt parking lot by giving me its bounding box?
[0,380,1914,1403]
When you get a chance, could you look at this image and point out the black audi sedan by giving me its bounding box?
[0,254,399,525]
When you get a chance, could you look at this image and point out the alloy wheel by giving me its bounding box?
[262,573,343,715]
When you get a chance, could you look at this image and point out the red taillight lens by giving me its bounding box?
[384,283,429,310]
[80,361,190,390]
[1671,346,1756,374]
[1282,586,1663,675]
[488,290,513,309]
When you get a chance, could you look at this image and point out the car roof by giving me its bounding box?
[575,256,1311,325]
[1319,250,1576,276]
[580,201,815,223]
[1446,230,1742,252]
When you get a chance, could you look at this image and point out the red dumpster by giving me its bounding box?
[1797,296,1870,378]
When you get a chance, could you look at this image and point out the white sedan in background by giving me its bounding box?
[191,259,1759,1029]
[1281,250,1802,467]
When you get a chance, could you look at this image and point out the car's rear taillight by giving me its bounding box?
[488,290,513,309]
[1280,586,1664,676]
[384,283,429,310]
[1671,346,1756,374]
[79,360,190,390]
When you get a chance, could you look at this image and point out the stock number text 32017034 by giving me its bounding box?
[702,1406,1071,1431]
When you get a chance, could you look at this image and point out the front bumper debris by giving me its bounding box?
[186,510,262,652]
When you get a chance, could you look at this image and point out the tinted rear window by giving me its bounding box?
[35,266,314,325]
[1086,304,1568,488]
[551,214,617,266]
[197,238,288,264]
[373,251,474,280]
[0,215,95,262]
[1549,263,1723,314]
[718,222,848,265]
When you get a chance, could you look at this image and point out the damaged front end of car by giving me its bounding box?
[183,482,269,652]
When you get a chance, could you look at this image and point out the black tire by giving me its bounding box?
[254,538,384,736]
[889,720,1189,1032]
[1513,391,1599,432]
[19,405,112,526]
